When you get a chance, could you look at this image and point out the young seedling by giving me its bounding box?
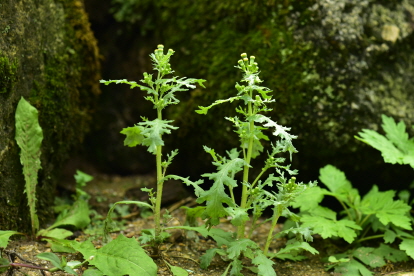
[100,45,205,248]
[194,53,317,275]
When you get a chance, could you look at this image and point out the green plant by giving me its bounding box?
[293,164,414,275]
[355,114,414,169]
[187,53,317,275]
[100,45,205,248]
[15,96,43,236]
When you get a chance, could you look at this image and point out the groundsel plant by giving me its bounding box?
[100,45,205,246]
[192,53,318,274]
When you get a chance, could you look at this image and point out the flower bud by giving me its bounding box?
[250,56,255,64]
[157,44,164,49]
[241,53,247,58]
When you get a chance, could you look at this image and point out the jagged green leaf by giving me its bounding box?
[120,126,144,147]
[291,186,326,211]
[360,185,411,230]
[374,243,408,263]
[333,259,373,276]
[301,210,361,243]
[197,157,245,225]
[138,119,178,154]
[251,252,276,276]
[399,238,414,258]
[353,247,385,268]
[355,114,414,168]
[15,96,43,234]
[200,248,220,269]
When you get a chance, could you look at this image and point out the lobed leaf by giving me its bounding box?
[355,114,414,168]
[197,157,245,225]
[301,212,361,243]
[360,185,412,230]
[399,238,414,258]
[120,126,145,147]
[138,119,178,154]
[251,252,276,276]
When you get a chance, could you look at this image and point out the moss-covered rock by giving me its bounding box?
[88,0,414,190]
[0,0,101,232]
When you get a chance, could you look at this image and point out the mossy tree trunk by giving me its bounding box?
[0,0,101,232]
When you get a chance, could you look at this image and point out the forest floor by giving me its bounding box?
[4,174,414,276]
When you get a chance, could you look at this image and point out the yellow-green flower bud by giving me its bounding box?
[157,44,164,49]
[250,56,255,64]
[241,53,247,58]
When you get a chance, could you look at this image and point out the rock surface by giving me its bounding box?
[0,0,101,232]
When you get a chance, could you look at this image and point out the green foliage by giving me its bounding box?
[0,231,24,248]
[356,114,414,168]
[101,45,205,246]
[15,96,44,236]
[293,165,413,275]
[37,252,80,275]
[72,234,157,276]
[186,53,317,275]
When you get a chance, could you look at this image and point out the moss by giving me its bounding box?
[0,53,18,94]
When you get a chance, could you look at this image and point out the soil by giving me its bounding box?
[3,174,414,276]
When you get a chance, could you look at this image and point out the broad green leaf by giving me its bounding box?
[165,262,188,276]
[197,157,245,225]
[138,119,178,154]
[37,252,63,269]
[301,214,361,243]
[319,165,353,195]
[353,247,385,268]
[80,235,157,276]
[355,114,414,168]
[399,238,414,258]
[120,126,144,147]
[291,186,325,211]
[37,228,73,240]
[83,269,104,276]
[383,229,397,243]
[15,96,43,234]
[374,243,408,263]
[333,259,373,276]
[360,185,411,230]
[252,252,276,276]
[47,199,90,230]
[0,230,24,248]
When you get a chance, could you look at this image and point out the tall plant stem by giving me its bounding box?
[263,206,282,255]
[154,108,163,238]
[237,99,254,239]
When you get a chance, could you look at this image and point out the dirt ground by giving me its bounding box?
[3,174,414,276]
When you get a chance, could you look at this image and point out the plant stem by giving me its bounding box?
[154,108,163,238]
[237,100,254,239]
[356,234,384,243]
[264,206,282,255]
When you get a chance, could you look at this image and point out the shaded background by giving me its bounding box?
[75,0,414,198]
